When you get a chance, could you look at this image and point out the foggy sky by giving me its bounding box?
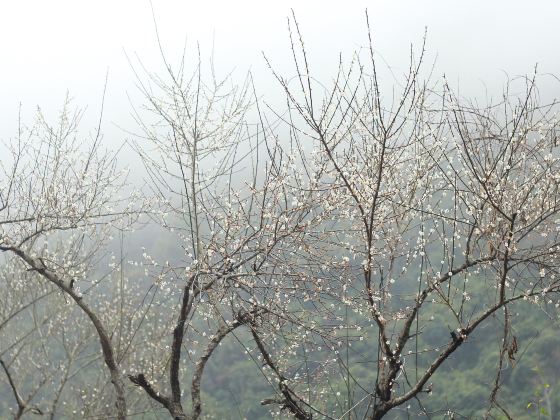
[1,0,559,146]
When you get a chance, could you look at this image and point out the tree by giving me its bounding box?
[125,37,335,419]
[1,12,560,419]
[250,12,560,419]
[0,96,147,419]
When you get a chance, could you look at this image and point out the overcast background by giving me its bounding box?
[1,0,559,148]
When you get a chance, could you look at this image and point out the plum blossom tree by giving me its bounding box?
[249,13,560,419]
[0,97,142,419]
[1,13,560,420]
[124,38,337,418]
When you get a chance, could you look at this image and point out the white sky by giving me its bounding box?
[1,0,559,145]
